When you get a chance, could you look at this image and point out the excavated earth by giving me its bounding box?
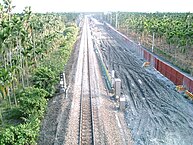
[90,18,193,145]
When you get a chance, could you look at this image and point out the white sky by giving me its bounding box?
[1,0,193,13]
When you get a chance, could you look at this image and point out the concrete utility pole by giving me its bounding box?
[108,13,111,23]
[115,12,118,29]
[152,32,155,52]
[110,13,113,25]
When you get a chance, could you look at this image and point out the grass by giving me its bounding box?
[154,47,172,60]
[152,47,191,74]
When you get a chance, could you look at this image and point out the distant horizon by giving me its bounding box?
[12,11,193,14]
[0,0,192,13]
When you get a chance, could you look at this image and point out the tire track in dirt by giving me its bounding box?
[92,20,193,145]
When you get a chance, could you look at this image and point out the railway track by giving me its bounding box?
[78,17,95,145]
[65,17,133,145]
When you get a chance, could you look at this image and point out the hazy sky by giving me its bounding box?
[2,0,193,13]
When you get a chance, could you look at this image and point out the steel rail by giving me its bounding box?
[78,17,95,145]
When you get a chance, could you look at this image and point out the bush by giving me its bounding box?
[0,87,47,144]
[17,87,48,119]
[0,118,40,145]
[2,107,24,125]
[32,67,57,97]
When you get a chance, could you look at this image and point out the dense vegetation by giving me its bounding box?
[0,0,79,144]
[104,12,193,75]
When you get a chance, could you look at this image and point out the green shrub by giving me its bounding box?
[0,118,40,145]
[32,67,57,97]
[17,87,48,119]
[2,107,23,126]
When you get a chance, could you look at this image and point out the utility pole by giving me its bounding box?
[152,32,155,52]
[115,12,118,29]
[110,13,113,25]
[109,13,111,23]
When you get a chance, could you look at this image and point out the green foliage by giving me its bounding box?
[32,67,57,97]
[40,24,78,79]
[0,67,12,98]
[63,25,77,40]
[0,1,79,144]
[108,12,193,49]
[17,87,48,119]
[154,47,172,60]
[105,12,193,75]
[2,107,23,126]
[0,118,40,145]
